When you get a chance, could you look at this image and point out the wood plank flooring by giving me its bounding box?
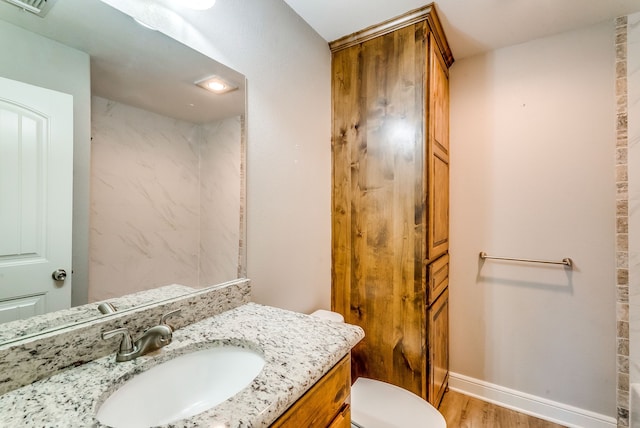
[438,390,567,428]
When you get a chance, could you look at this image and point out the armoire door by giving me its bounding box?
[426,33,450,262]
[331,21,428,397]
[331,4,453,403]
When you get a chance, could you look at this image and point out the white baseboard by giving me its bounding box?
[448,372,616,428]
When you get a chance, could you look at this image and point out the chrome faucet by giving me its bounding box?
[102,309,181,362]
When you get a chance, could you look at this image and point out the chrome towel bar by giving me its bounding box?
[479,252,573,268]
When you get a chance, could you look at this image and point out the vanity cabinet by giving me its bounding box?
[330,4,453,406]
[271,354,351,427]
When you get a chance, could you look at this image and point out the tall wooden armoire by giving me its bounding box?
[330,4,453,406]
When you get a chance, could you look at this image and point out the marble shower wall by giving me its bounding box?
[90,96,242,302]
[199,117,243,286]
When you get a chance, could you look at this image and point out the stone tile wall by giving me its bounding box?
[616,15,629,428]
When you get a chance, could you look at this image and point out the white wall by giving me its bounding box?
[449,21,617,419]
[0,20,91,308]
[101,0,332,313]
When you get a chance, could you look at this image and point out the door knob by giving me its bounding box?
[51,269,67,281]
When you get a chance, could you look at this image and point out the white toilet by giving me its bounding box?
[311,310,447,428]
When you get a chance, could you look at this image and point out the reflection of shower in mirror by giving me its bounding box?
[0,0,247,341]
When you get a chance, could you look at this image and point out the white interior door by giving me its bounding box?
[0,76,73,323]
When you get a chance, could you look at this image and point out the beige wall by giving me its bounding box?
[449,20,617,419]
[0,20,91,307]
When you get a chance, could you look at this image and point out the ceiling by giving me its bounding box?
[282,0,640,59]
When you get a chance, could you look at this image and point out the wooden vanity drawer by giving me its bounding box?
[327,404,351,428]
[427,254,449,306]
[271,354,351,427]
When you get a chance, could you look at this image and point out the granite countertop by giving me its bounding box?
[0,303,364,427]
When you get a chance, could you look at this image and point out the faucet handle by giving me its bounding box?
[160,309,181,330]
[102,327,134,353]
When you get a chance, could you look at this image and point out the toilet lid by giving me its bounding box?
[351,378,446,428]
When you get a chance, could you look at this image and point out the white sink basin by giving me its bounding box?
[96,345,265,428]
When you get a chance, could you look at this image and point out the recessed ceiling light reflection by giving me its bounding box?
[195,75,238,95]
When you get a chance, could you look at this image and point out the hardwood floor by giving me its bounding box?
[438,390,567,428]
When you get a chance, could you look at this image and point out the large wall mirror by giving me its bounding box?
[0,0,246,344]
